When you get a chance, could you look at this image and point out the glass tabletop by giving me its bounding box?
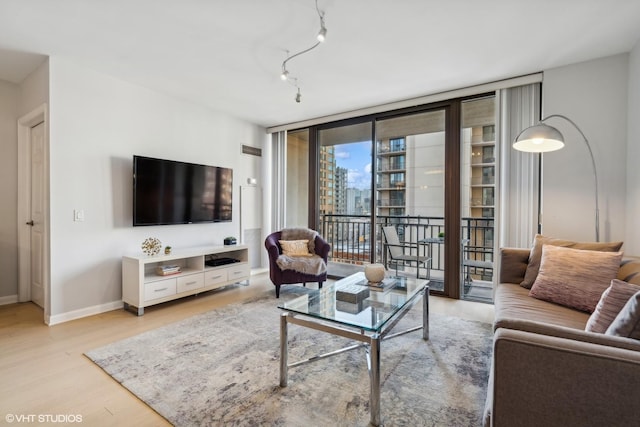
[278,272,428,333]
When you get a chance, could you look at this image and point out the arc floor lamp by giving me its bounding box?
[513,114,600,242]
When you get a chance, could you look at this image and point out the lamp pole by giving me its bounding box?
[539,114,600,242]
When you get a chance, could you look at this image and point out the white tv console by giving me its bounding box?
[122,245,250,315]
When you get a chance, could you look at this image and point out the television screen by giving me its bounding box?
[133,156,232,226]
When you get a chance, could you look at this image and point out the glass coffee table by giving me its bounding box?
[278,272,429,426]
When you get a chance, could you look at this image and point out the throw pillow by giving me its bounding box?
[279,239,312,257]
[605,291,640,340]
[281,228,317,254]
[585,279,640,333]
[528,245,623,313]
[520,234,623,289]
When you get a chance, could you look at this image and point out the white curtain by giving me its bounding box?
[269,130,287,232]
[498,83,541,248]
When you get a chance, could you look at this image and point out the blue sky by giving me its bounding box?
[334,141,372,190]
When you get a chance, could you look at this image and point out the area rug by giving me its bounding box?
[86,289,492,426]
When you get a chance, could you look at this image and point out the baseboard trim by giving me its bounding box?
[47,300,124,326]
[0,294,18,305]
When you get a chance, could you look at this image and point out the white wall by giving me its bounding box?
[47,57,264,322]
[19,60,49,116]
[627,40,640,257]
[0,80,19,301]
[542,54,628,246]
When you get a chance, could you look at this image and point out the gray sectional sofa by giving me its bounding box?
[484,246,640,427]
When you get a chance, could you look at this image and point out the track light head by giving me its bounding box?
[295,89,301,103]
[317,25,327,42]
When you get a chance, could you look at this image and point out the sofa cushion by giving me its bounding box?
[499,248,530,284]
[586,279,640,333]
[494,282,589,331]
[606,291,640,340]
[528,245,623,313]
[520,234,623,289]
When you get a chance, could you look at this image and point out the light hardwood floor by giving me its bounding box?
[0,273,494,426]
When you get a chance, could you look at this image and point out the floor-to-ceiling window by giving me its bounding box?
[460,95,496,303]
[282,95,500,301]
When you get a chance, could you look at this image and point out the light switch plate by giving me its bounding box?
[74,209,85,222]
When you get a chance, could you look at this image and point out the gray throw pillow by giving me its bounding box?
[585,279,640,333]
[605,291,640,340]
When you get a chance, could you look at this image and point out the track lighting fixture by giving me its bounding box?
[280,0,327,103]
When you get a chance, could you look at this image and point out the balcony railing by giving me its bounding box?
[376,181,406,189]
[377,144,406,154]
[377,164,406,172]
[377,199,406,207]
[320,214,494,281]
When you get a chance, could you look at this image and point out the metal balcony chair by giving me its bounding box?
[462,243,493,294]
[381,225,431,279]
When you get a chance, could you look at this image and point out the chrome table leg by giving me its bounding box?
[423,285,429,340]
[369,334,381,426]
[279,312,288,387]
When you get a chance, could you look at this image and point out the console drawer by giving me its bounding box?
[227,264,249,282]
[144,278,177,302]
[177,273,204,293]
[205,269,228,288]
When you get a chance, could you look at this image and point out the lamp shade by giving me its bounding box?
[513,123,565,153]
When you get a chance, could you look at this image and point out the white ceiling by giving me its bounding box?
[1,0,640,128]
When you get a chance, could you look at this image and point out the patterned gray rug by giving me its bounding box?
[86,289,492,426]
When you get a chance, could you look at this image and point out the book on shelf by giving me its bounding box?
[156,265,181,276]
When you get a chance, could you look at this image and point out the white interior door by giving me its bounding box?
[29,122,45,308]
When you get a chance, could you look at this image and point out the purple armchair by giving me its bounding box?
[264,230,331,298]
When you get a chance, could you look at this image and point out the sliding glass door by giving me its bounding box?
[375,109,447,291]
[309,106,462,297]
[316,121,373,277]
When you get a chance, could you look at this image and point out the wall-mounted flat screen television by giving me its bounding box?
[133,155,233,226]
